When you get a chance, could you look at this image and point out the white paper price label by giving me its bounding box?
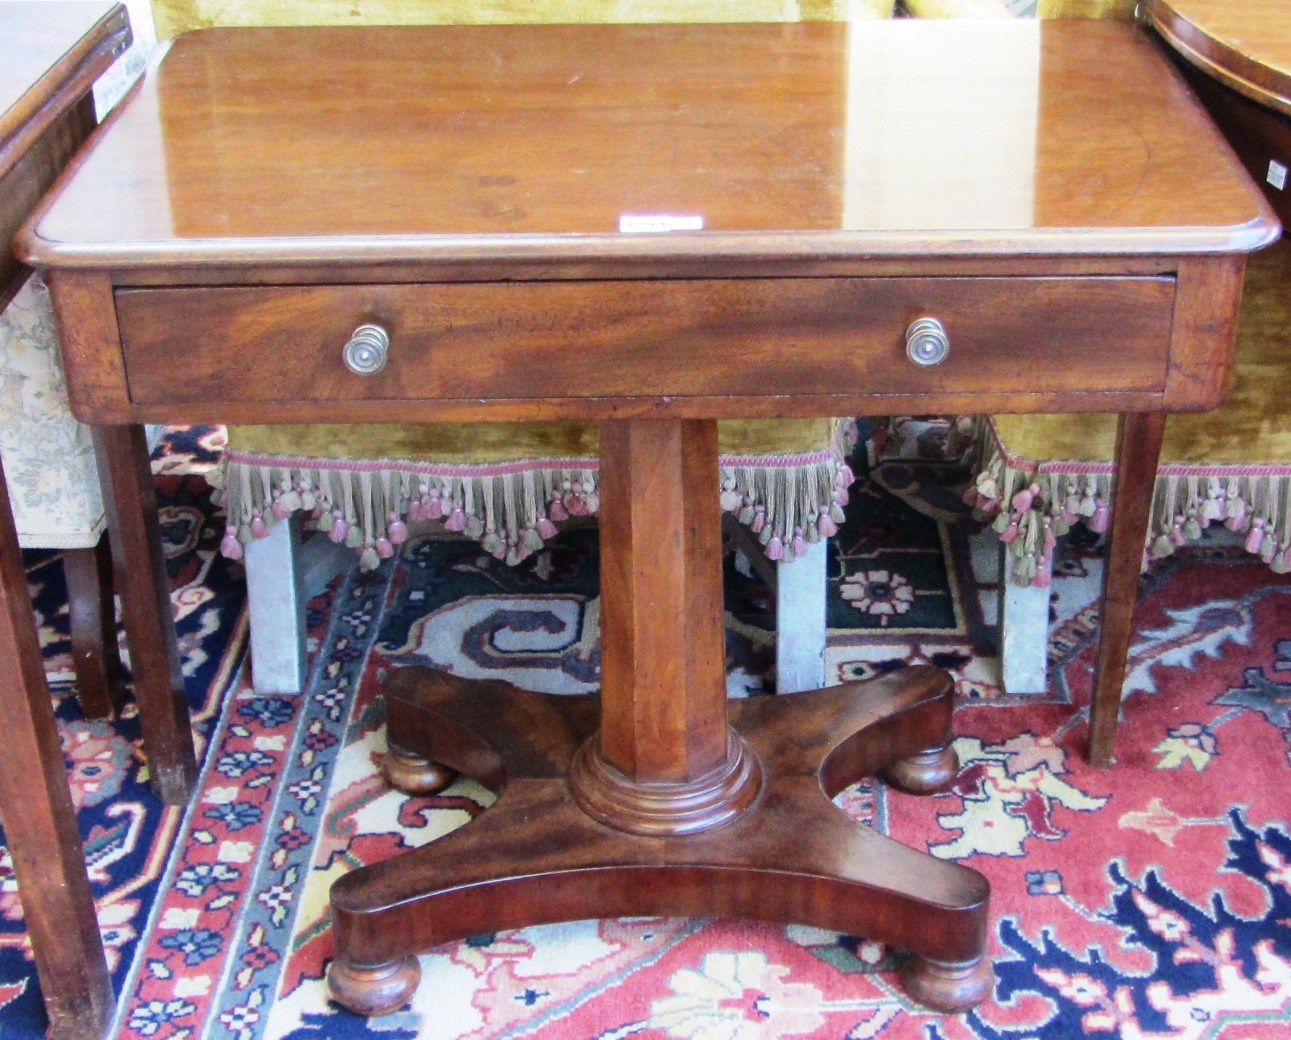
[618,214,705,233]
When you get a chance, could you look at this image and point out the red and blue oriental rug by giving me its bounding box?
[1,426,1289,1039]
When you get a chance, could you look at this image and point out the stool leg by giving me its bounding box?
[999,542,1051,695]
[64,539,125,719]
[775,537,828,693]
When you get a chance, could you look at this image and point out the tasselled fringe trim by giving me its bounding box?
[962,416,1291,588]
[209,423,858,571]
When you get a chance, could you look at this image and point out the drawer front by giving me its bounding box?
[116,276,1173,406]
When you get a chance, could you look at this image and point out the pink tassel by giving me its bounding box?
[548,492,569,522]
[839,464,856,488]
[1033,560,1052,588]
[1000,517,1020,543]
[751,505,766,534]
[816,512,838,538]
[1090,500,1110,533]
[764,535,785,561]
[219,529,243,560]
[1225,498,1247,531]
[250,513,269,539]
[1012,483,1039,514]
[328,511,348,543]
[537,516,558,540]
[835,488,850,507]
[791,529,808,557]
[387,516,408,544]
[272,497,293,520]
[1169,514,1187,546]
[426,494,445,521]
[1043,518,1056,554]
[1245,518,1265,554]
[376,537,394,559]
[962,487,981,508]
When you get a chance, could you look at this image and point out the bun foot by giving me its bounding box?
[883,744,959,794]
[327,956,421,1016]
[903,953,994,1012]
[382,742,455,795]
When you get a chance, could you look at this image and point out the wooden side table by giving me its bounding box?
[0,6,132,1038]
[18,18,1279,1017]
[1142,0,1290,223]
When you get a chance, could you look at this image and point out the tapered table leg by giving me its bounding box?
[1088,412,1166,767]
[327,418,992,1015]
[94,425,196,803]
[0,462,113,1039]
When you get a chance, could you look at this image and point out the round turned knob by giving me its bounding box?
[905,317,950,367]
[342,323,389,375]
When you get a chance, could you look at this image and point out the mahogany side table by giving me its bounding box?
[0,5,131,1038]
[18,18,1279,1016]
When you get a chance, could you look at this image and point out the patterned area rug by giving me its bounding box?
[1,426,1289,1039]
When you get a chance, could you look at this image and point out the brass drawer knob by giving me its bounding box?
[905,317,950,367]
[342,323,390,375]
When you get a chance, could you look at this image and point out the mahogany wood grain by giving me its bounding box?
[1180,65,1291,228]
[1088,412,1167,766]
[114,276,1175,410]
[64,539,126,719]
[1160,254,1246,411]
[0,7,132,1036]
[93,425,196,803]
[1142,0,1290,116]
[339,664,992,1014]
[18,21,1277,271]
[0,468,113,1039]
[0,3,130,173]
[0,95,95,310]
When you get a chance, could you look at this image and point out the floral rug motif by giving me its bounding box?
[1,427,1289,1039]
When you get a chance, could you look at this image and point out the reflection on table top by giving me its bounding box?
[21,18,1279,269]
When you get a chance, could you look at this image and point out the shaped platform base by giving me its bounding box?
[326,664,992,1015]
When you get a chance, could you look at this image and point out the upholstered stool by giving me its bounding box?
[212,418,857,695]
[0,276,124,716]
[966,235,1291,692]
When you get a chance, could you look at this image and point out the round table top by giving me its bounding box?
[1142,0,1291,115]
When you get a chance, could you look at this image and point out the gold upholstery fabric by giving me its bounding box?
[153,0,893,37]
[991,240,1291,468]
[969,237,1291,584]
[1036,0,1137,19]
[229,419,843,466]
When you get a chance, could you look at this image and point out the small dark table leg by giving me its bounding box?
[1089,412,1166,767]
[326,418,992,1015]
[64,539,126,720]
[0,463,114,1039]
[94,425,196,804]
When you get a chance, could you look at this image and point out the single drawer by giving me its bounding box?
[116,276,1174,406]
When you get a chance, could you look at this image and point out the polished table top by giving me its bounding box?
[21,19,1278,269]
